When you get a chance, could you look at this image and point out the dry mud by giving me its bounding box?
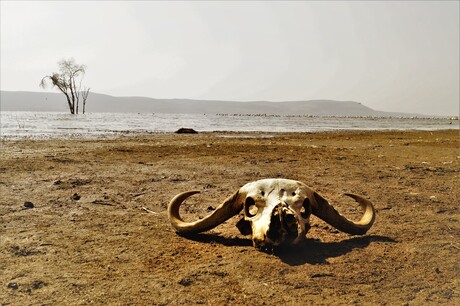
[1,130,459,305]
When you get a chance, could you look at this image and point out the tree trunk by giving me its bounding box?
[63,92,74,114]
[69,75,77,114]
[82,88,90,114]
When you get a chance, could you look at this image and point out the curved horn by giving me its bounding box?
[168,190,243,234]
[310,192,375,235]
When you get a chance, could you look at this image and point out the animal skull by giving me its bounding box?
[168,179,375,252]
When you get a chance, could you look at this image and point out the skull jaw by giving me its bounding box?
[252,230,309,253]
[252,207,306,252]
[252,234,299,253]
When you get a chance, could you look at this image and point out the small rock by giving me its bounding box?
[7,282,18,290]
[24,201,34,209]
[71,193,81,201]
[207,206,215,211]
[311,273,335,278]
[32,280,47,290]
[178,278,193,286]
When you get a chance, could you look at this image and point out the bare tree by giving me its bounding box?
[40,58,90,114]
[81,87,90,114]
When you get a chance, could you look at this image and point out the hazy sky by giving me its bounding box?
[1,1,459,115]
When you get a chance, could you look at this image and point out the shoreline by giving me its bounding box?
[1,127,458,142]
[2,112,457,140]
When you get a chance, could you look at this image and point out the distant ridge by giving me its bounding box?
[0,90,427,117]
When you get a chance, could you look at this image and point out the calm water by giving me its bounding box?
[0,111,457,139]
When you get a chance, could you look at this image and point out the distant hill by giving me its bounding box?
[0,90,425,117]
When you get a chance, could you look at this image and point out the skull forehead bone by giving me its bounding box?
[168,178,375,251]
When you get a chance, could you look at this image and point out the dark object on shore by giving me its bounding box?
[72,193,81,201]
[7,282,19,290]
[175,128,198,134]
[24,201,34,209]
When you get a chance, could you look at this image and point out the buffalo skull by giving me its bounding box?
[168,179,375,252]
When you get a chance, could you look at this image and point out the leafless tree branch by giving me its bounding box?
[40,58,89,114]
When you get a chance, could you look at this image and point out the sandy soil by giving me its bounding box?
[1,130,459,305]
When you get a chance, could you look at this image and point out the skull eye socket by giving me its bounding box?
[300,198,311,219]
[245,197,258,217]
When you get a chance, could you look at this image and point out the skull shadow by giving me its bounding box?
[179,233,396,266]
[179,232,253,247]
[275,235,396,265]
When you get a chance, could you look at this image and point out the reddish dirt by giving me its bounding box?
[1,130,459,305]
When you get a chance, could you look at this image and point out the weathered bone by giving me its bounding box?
[310,192,376,235]
[167,179,376,250]
[168,190,243,234]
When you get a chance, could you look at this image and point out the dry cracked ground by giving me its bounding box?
[1,130,459,305]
